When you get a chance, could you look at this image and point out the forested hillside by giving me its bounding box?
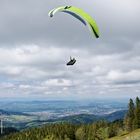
[0,97,140,140]
[0,121,123,140]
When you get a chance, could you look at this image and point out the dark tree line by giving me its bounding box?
[124,97,140,132]
[0,121,124,140]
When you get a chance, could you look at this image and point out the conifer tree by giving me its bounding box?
[124,98,135,131]
[133,97,140,129]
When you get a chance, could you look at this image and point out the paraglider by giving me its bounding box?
[66,56,76,66]
[48,6,99,38]
[48,6,100,66]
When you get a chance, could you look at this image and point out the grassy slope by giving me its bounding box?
[107,129,140,140]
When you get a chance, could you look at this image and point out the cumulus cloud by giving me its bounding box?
[106,70,140,84]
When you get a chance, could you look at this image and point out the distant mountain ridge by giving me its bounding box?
[103,110,127,121]
[46,110,127,124]
[0,109,31,116]
[0,109,127,130]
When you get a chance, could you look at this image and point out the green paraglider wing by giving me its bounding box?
[48,6,99,38]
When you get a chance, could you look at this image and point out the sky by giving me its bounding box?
[0,0,140,100]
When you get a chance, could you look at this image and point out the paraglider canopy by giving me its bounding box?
[48,6,99,38]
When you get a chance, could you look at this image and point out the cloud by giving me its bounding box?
[106,70,140,84]
[0,82,15,89]
[42,79,72,87]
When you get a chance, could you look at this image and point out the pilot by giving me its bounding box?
[66,56,76,66]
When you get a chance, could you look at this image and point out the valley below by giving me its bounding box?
[0,100,127,130]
